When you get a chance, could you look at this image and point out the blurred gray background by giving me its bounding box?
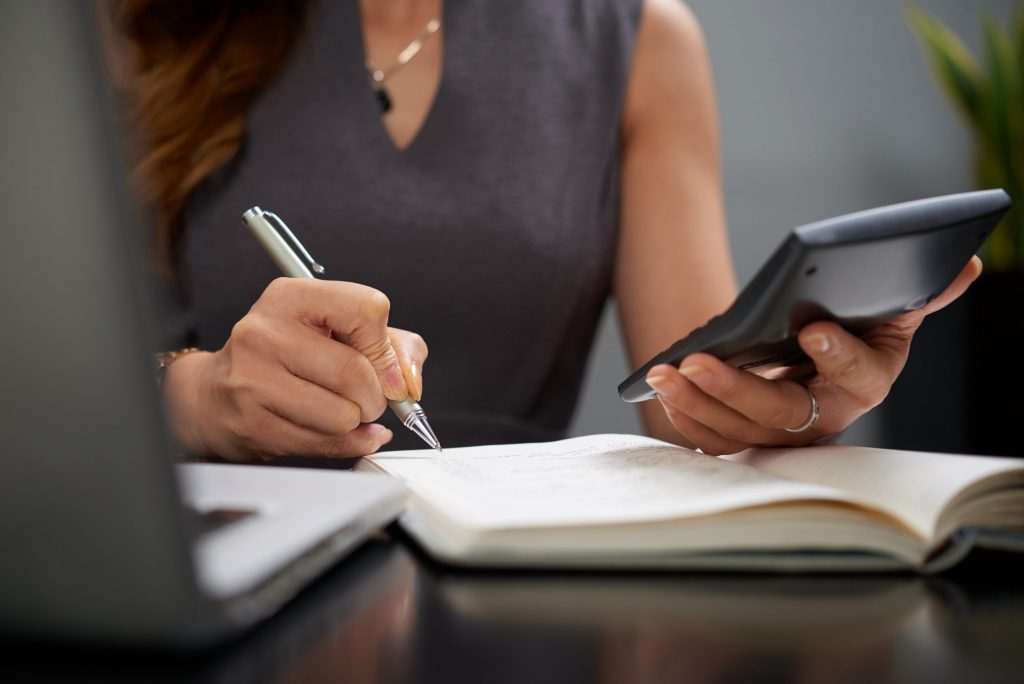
[570,0,1017,446]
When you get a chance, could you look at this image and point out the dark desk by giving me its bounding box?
[10,532,1024,683]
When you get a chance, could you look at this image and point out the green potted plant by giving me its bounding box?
[906,6,1022,270]
[907,6,1023,455]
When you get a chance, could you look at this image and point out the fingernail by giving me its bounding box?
[646,374,679,399]
[679,364,712,387]
[805,333,831,354]
[410,362,423,401]
[384,366,407,399]
[366,423,392,443]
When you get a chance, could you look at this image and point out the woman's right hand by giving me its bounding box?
[161,278,428,461]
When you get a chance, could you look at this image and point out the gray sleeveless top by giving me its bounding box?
[176,0,643,449]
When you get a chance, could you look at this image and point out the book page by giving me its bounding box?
[365,434,851,529]
[727,446,1024,540]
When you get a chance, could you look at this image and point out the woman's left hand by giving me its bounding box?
[645,256,983,455]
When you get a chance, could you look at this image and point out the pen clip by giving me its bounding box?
[261,209,326,277]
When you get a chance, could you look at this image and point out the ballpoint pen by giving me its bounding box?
[242,206,443,453]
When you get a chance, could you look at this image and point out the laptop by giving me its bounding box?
[0,2,404,647]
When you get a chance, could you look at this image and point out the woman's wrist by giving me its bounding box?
[161,349,216,455]
[154,347,202,386]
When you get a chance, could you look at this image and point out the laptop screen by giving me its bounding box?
[0,1,204,639]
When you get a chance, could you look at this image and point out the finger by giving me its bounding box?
[319,423,395,458]
[388,328,429,401]
[797,322,895,406]
[263,278,409,400]
[828,256,985,382]
[920,254,983,316]
[277,421,393,460]
[232,412,393,461]
[646,363,783,446]
[656,396,751,456]
[665,354,824,434]
[274,323,388,423]
[877,255,985,340]
[259,369,365,436]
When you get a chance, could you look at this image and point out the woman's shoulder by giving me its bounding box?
[624,0,713,138]
[633,0,709,92]
[640,0,705,41]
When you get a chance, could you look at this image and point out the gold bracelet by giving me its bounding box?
[154,347,201,386]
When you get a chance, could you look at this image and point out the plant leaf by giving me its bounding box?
[905,7,985,128]
[975,149,1013,269]
[1018,7,1024,106]
[981,12,1023,269]
[981,13,1021,170]
[1017,7,1024,270]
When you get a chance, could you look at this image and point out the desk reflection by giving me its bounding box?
[9,533,1024,683]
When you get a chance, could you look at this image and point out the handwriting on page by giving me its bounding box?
[433,443,755,493]
[378,436,840,526]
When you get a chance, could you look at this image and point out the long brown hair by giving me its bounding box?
[109,0,309,269]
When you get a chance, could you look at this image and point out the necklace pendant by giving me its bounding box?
[373,85,392,114]
[364,15,441,117]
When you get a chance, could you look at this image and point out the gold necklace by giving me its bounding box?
[365,17,442,114]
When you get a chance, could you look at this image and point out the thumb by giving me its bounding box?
[341,290,410,401]
[388,328,429,401]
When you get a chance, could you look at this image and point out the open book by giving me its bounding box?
[357,434,1024,572]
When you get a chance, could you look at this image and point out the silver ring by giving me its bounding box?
[784,384,820,433]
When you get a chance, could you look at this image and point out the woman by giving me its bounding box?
[111,0,980,460]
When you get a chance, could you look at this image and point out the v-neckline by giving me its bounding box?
[351,0,449,156]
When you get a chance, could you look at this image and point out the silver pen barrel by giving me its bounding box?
[388,398,442,453]
[242,207,314,278]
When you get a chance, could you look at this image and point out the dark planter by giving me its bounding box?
[882,270,1024,456]
[963,271,1024,457]
[882,285,969,453]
